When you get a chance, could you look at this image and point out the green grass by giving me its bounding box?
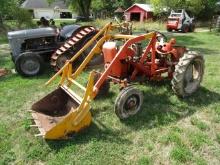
[0,23,220,164]
[159,129,183,146]
[216,133,220,144]
[170,145,193,163]
[138,156,153,165]
[190,117,209,131]
[188,131,210,150]
[0,34,8,44]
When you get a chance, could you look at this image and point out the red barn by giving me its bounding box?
[124,4,153,22]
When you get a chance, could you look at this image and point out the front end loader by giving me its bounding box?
[30,23,204,139]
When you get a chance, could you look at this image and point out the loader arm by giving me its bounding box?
[46,22,113,86]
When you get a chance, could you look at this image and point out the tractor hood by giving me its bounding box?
[7,27,57,40]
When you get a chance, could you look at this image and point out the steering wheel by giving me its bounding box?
[113,16,132,35]
[114,16,121,24]
[154,31,167,42]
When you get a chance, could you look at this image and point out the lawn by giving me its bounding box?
[0,26,220,164]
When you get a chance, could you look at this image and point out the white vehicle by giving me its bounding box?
[166,9,195,33]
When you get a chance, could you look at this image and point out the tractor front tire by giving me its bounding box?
[171,51,204,97]
[15,52,44,77]
[115,86,143,119]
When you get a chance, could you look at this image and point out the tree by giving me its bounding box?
[92,0,151,13]
[197,0,219,19]
[49,0,92,20]
[67,0,92,20]
[50,0,92,20]
[0,0,16,27]
[13,8,33,28]
[150,0,219,20]
[92,0,134,16]
[0,0,33,29]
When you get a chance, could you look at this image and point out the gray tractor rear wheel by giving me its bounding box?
[56,54,70,69]
[171,51,204,97]
[80,36,104,66]
[115,86,143,119]
[54,31,103,71]
[15,52,44,76]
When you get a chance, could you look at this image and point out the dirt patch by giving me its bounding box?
[0,44,10,55]
[0,68,8,77]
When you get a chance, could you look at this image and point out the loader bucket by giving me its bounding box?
[31,85,92,139]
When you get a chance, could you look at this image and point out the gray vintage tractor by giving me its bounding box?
[7,25,98,76]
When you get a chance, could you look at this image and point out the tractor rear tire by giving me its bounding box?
[56,53,71,70]
[56,50,80,71]
[15,52,44,77]
[54,31,103,71]
[189,24,195,32]
[181,24,189,33]
[171,51,204,97]
[115,86,143,119]
[80,35,104,66]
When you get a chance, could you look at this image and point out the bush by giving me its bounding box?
[12,8,34,28]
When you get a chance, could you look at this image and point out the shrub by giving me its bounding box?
[12,8,34,28]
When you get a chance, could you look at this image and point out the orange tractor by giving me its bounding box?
[30,23,204,139]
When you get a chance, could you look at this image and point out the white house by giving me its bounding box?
[21,0,74,19]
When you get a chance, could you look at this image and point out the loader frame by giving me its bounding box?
[32,23,159,139]
[46,23,157,97]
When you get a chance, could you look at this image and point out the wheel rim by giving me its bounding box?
[184,59,203,94]
[21,58,40,75]
[123,94,140,115]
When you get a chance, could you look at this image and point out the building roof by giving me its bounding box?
[21,0,68,9]
[125,3,153,12]
[114,7,125,13]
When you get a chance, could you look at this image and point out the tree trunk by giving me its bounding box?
[77,0,91,20]
[0,14,4,28]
